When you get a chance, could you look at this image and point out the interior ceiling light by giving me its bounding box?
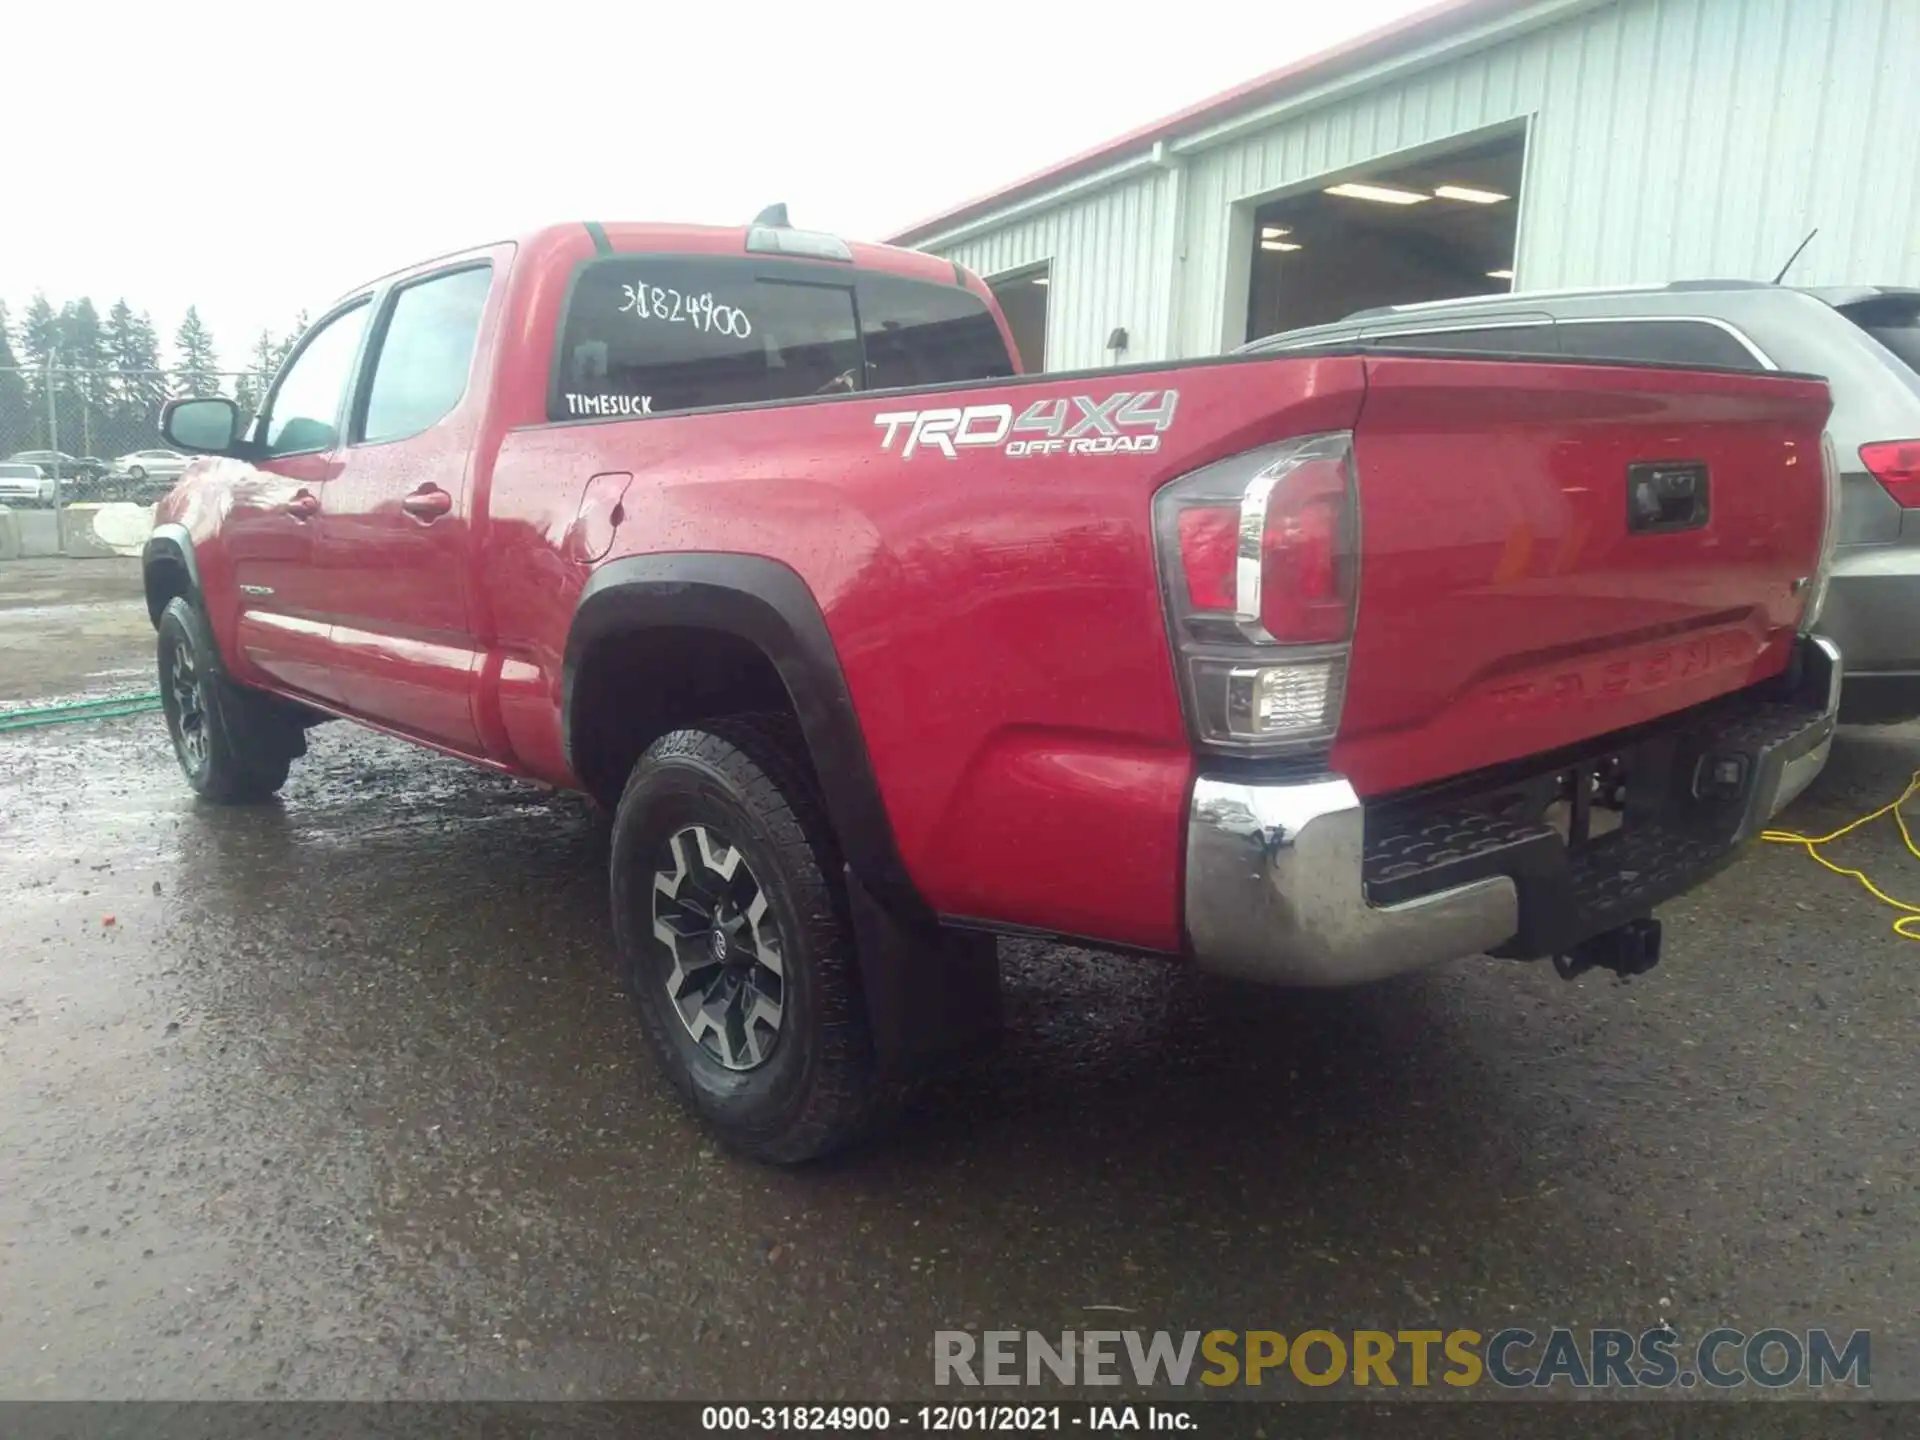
[1486,268,1515,280]
[1261,240,1303,252]
[1435,184,1510,204]
[1324,182,1430,205]
[1031,275,1049,286]
[1260,225,1291,239]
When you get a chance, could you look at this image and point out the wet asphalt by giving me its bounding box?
[1,564,1916,1402]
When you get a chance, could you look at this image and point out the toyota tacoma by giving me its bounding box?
[144,218,1842,1161]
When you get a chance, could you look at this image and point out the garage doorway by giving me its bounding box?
[989,264,1051,372]
[1246,130,1525,343]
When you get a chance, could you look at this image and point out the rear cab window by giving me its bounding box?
[550,256,1013,421]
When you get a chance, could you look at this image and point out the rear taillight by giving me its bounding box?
[1861,439,1920,508]
[1803,431,1845,634]
[1154,432,1359,753]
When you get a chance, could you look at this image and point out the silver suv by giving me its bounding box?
[1244,283,1920,722]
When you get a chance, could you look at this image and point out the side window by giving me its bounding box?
[553,259,860,419]
[854,272,1015,390]
[1558,320,1763,369]
[263,301,371,455]
[1362,323,1560,357]
[358,265,493,444]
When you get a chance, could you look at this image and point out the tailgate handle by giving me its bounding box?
[1627,462,1709,534]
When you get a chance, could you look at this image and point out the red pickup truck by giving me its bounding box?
[146,219,1842,1161]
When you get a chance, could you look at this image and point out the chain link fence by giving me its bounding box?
[0,366,269,507]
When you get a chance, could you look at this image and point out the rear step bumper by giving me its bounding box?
[1184,635,1840,987]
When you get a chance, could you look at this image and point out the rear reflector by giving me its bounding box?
[1862,439,1920,508]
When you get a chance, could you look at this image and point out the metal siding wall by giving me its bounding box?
[937,171,1169,371]
[1174,25,1552,353]
[1510,0,1920,289]
[926,0,1920,364]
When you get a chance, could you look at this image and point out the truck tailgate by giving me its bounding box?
[1332,356,1833,797]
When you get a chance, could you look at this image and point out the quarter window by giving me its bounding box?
[1557,319,1762,369]
[263,301,371,456]
[1362,323,1560,357]
[1837,297,1920,377]
[359,265,493,444]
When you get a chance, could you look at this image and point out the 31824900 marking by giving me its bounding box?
[699,1405,1069,1430]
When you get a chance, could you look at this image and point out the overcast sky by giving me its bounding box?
[5,0,1431,370]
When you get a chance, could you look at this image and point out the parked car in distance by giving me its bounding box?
[0,461,56,507]
[109,448,190,483]
[107,448,191,498]
[5,450,108,485]
[1245,281,1920,722]
[144,219,1839,1162]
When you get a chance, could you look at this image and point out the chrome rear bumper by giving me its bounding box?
[1183,636,1841,988]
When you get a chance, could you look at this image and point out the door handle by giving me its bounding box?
[402,486,453,521]
[284,491,320,520]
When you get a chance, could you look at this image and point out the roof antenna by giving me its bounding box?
[753,203,790,228]
[1771,227,1818,284]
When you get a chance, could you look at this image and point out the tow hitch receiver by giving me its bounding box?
[1553,916,1662,980]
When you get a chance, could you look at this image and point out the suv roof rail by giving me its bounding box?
[1342,278,1791,323]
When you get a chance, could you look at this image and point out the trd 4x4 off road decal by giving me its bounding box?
[874,390,1179,460]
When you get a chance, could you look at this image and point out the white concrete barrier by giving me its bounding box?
[58,502,156,558]
[0,508,61,559]
[17,510,61,556]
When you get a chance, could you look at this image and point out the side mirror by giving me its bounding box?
[161,396,242,454]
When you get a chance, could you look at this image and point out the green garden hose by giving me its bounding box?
[0,692,163,731]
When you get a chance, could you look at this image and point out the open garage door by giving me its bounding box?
[1247,130,1524,344]
[989,264,1051,372]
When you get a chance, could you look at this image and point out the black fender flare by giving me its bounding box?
[142,523,203,630]
[563,552,925,923]
[564,553,1002,1075]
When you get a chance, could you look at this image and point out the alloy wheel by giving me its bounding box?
[167,638,209,773]
[651,824,787,1071]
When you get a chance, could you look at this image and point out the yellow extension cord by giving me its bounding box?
[1761,769,1920,940]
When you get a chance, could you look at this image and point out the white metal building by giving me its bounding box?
[887,0,1920,373]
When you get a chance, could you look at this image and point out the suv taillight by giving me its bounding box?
[1153,432,1359,753]
[1861,439,1920,508]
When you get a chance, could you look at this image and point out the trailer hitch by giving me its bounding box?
[1553,916,1662,980]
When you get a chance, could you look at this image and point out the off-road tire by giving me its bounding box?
[610,714,883,1163]
[157,596,302,803]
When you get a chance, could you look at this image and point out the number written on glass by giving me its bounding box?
[619,283,752,338]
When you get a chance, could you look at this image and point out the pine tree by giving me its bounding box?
[21,293,59,371]
[19,294,60,448]
[57,298,108,453]
[126,311,168,420]
[0,301,29,454]
[271,312,309,372]
[105,299,142,417]
[234,328,279,424]
[104,299,168,455]
[173,306,220,398]
[249,328,280,388]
